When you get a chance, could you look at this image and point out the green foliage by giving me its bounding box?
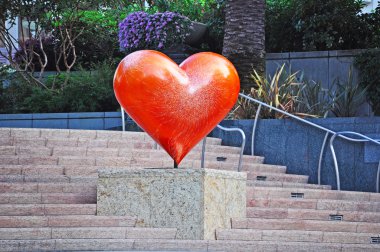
[0,61,119,113]
[231,65,364,119]
[330,69,368,117]
[147,0,226,53]
[355,49,380,115]
[266,0,379,52]
[295,80,332,118]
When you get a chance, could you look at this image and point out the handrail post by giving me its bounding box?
[120,107,125,132]
[377,160,380,193]
[329,133,341,191]
[251,104,262,156]
[201,137,206,168]
[318,132,330,185]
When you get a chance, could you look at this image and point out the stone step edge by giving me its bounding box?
[0,215,137,227]
[0,128,222,142]
[216,228,380,244]
[0,227,177,240]
[232,217,380,232]
[247,186,380,201]
[0,238,379,251]
[247,181,332,190]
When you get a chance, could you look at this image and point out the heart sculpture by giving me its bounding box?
[114,50,240,165]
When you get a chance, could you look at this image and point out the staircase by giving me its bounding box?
[0,127,379,251]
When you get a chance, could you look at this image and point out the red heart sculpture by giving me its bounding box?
[114,50,240,165]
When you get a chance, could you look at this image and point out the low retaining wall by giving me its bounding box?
[0,112,124,130]
[211,117,380,193]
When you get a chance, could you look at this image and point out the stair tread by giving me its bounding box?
[247,186,380,201]
[0,226,178,240]
[217,228,380,244]
[247,197,380,212]
[247,180,331,189]
[1,239,379,252]
[232,217,380,233]
[0,204,96,216]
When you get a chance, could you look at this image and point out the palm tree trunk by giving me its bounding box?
[222,0,265,91]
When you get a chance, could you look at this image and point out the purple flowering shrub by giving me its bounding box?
[118,11,191,51]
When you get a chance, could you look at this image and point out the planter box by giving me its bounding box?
[97,168,247,240]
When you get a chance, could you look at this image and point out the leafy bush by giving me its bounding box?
[118,11,191,52]
[355,49,380,115]
[0,61,119,113]
[266,0,379,52]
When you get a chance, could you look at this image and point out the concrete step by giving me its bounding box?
[0,182,96,194]
[247,172,309,183]
[247,186,380,202]
[0,163,283,177]
[0,136,222,149]
[247,198,380,212]
[232,217,380,233]
[0,227,177,240]
[0,193,96,204]
[247,180,332,190]
[0,204,96,216]
[0,156,267,172]
[0,146,264,164]
[247,207,380,223]
[1,239,379,252]
[0,215,136,228]
[217,228,380,244]
[0,128,222,144]
[0,175,97,184]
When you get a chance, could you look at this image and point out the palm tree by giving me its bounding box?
[222,0,265,90]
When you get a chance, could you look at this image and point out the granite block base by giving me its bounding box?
[97,168,247,240]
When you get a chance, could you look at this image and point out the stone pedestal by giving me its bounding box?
[97,168,246,240]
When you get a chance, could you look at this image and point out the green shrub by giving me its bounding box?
[266,0,378,52]
[355,49,380,115]
[0,61,119,113]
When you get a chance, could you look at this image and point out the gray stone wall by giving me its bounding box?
[211,118,380,193]
[266,50,361,90]
[265,49,372,116]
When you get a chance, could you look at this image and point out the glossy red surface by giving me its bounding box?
[114,50,240,165]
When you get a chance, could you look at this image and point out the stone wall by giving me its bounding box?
[211,117,380,193]
[265,49,372,116]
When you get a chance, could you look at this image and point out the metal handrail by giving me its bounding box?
[200,125,246,172]
[121,107,246,172]
[240,93,380,191]
[328,131,380,192]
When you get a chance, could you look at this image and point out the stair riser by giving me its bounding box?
[0,129,222,144]
[0,147,260,164]
[0,164,284,177]
[247,181,332,190]
[0,137,222,148]
[0,194,96,205]
[0,216,136,228]
[232,218,380,233]
[217,229,380,244]
[0,227,177,240]
[247,187,379,202]
[247,199,380,212]
[246,208,380,223]
[0,205,96,216]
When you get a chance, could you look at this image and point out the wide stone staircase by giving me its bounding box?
[0,127,379,251]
